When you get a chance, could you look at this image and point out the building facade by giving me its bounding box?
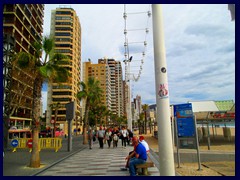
[3,4,45,138]
[82,58,124,126]
[98,58,124,117]
[47,7,81,133]
[83,60,111,114]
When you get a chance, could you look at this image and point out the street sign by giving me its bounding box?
[66,101,75,121]
[177,117,195,137]
[174,103,201,170]
[174,103,193,118]
[50,119,55,124]
[27,139,33,148]
[11,139,19,147]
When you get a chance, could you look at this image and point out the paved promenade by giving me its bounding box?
[35,141,159,176]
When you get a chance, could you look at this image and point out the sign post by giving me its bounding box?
[174,103,201,170]
[65,101,75,152]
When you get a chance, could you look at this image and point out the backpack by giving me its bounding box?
[113,135,118,141]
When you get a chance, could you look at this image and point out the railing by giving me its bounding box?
[11,138,62,152]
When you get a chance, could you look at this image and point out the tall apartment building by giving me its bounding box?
[133,95,142,122]
[98,58,124,116]
[47,7,81,133]
[82,61,111,115]
[3,4,44,138]
[82,58,124,121]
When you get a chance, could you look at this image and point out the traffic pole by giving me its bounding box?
[68,119,72,151]
[152,4,175,176]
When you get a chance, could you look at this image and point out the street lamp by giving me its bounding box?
[3,34,15,149]
[123,56,133,131]
[152,5,175,175]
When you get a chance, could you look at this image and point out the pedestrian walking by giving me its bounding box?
[88,128,94,149]
[113,134,119,148]
[96,126,105,149]
[105,128,112,148]
[120,126,128,148]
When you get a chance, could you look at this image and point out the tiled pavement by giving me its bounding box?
[36,142,160,176]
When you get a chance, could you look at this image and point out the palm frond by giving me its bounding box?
[80,81,86,90]
[43,37,54,54]
[54,66,69,82]
[32,41,42,59]
[13,52,35,69]
[77,91,87,100]
[39,66,48,78]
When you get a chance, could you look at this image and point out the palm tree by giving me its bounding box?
[138,113,145,134]
[77,77,103,144]
[89,104,108,127]
[13,36,69,168]
[142,104,149,134]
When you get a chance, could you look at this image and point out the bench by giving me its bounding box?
[136,154,154,175]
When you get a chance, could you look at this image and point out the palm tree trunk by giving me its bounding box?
[95,116,97,128]
[149,119,152,134]
[30,127,40,167]
[145,110,147,134]
[29,78,42,168]
[83,99,89,144]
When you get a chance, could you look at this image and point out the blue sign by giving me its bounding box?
[174,103,193,118]
[177,117,195,137]
[11,139,19,147]
[174,103,195,137]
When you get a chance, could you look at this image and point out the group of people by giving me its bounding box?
[124,135,149,176]
[87,125,149,176]
[88,125,133,149]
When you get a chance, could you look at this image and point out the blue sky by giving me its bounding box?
[41,4,235,111]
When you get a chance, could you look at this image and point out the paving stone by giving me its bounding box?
[36,142,158,176]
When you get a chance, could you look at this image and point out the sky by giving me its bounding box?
[41,4,235,112]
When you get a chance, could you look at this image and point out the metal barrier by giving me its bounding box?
[11,138,62,152]
[12,138,31,152]
[39,138,62,152]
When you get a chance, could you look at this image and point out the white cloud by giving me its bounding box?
[41,91,48,112]
[42,4,235,107]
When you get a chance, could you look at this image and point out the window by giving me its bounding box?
[55,32,71,37]
[52,91,72,96]
[56,11,72,15]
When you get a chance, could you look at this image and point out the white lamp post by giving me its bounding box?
[152,4,175,176]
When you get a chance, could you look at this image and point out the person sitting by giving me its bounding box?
[123,139,137,171]
[126,136,147,176]
[139,135,150,154]
[123,135,149,171]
